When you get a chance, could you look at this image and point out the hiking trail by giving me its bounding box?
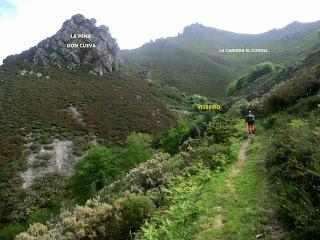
[196,135,284,239]
[210,137,252,233]
[226,136,252,193]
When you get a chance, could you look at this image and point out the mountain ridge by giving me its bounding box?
[122,19,320,98]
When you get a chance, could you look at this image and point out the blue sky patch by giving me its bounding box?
[0,0,17,18]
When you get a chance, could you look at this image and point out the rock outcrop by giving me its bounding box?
[21,139,74,188]
[4,14,120,74]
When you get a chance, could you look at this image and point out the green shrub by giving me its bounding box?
[180,138,236,172]
[206,116,237,143]
[181,123,201,143]
[118,132,153,170]
[266,119,320,238]
[113,195,155,240]
[158,121,189,154]
[0,222,27,240]
[225,80,237,96]
[69,147,120,203]
[276,180,320,239]
[226,98,249,117]
[27,208,52,224]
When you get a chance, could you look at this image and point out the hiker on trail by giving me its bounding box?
[246,110,255,134]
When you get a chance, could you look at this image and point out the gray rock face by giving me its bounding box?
[21,139,74,188]
[4,14,120,74]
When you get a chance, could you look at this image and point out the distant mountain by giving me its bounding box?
[3,14,120,75]
[0,14,177,149]
[122,21,320,99]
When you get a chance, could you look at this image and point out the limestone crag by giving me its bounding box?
[4,14,120,74]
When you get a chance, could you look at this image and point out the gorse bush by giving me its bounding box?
[98,153,179,203]
[263,70,319,111]
[1,173,67,223]
[28,172,70,209]
[18,154,231,240]
[285,92,320,116]
[16,195,155,240]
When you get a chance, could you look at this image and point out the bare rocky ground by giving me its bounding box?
[21,139,74,188]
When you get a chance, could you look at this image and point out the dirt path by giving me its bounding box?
[226,136,252,193]
[196,136,285,239]
[212,137,252,230]
[232,136,252,175]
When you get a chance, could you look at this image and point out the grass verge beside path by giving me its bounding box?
[195,135,285,240]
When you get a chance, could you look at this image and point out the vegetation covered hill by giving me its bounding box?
[13,33,320,239]
[2,16,320,240]
[0,60,179,236]
[223,47,320,114]
[122,21,320,98]
[225,62,283,97]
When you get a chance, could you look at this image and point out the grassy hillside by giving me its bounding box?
[223,47,320,113]
[122,21,320,99]
[0,61,177,146]
[225,62,283,96]
[121,38,245,99]
[0,60,179,234]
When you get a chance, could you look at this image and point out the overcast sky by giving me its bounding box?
[0,0,320,63]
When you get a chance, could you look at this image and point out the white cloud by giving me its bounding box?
[0,0,320,63]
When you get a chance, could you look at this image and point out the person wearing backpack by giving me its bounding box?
[246,110,255,134]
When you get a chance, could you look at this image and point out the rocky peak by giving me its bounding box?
[183,23,209,34]
[182,23,222,36]
[4,14,120,75]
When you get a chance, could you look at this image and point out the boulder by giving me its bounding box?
[35,72,42,78]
